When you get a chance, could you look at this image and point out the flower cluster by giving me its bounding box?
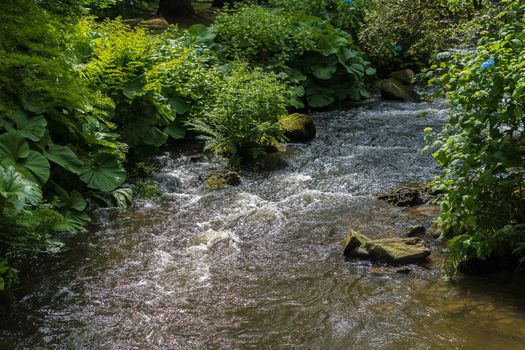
[481,58,495,70]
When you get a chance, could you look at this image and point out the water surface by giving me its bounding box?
[2,100,525,349]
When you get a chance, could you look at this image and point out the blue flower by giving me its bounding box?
[481,58,495,70]
[394,44,403,53]
[196,47,204,53]
[344,0,353,4]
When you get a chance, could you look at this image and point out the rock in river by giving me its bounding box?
[377,185,432,207]
[390,69,416,85]
[342,231,431,264]
[278,113,316,142]
[378,78,420,102]
[207,170,241,188]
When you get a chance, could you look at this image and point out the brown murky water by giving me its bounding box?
[1,100,524,349]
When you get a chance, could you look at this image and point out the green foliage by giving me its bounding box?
[134,180,161,199]
[206,4,374,108]
[79,20,211,156]
[0,0,128,290]
[267,0,373,35]
[0,165,66,292]
[429,1,525,273]
[0,166,42,214]
[358,0,448,69]
[0,260,18,292]
[189,63,288,165]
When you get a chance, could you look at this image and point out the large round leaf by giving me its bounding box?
[188,24,216,41]
[44,144,84,175]
[164,123,186,140]
[0,165,42,212]
[0,132,29,160]
[17,150,50,184]
[16,114,47,142]
[0,132,50,184]
[79,155,125,192]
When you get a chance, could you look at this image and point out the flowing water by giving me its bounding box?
[2,100,525,349]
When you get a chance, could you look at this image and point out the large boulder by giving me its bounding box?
[378,78,420,102]
[342,231,431,264]
[390,69,416,85]
[279,113,316,142]
[364,238,431,264]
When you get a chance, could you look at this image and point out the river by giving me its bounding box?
[2,99,525,349]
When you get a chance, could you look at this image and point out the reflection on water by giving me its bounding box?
[2,100,525,349]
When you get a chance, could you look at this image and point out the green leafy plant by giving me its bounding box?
[429,1,525,274]
[205,4,375,108]
[134,180,161,199]
[268,0,373,35]
[189,63,288,166]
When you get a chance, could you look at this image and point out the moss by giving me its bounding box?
[135,181,161,199]
[278,113,316,142]
[207,170,241,189]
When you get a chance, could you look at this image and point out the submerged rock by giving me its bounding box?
[377,186,432,207]
[279,113,316,142]
[404,225,426,237]
[342,231,431,264]
[207,170,241,188]
[390,69,416,85]
[255,152,287,171]
[378,78,420,102]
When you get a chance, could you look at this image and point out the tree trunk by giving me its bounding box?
[158,0,194,17]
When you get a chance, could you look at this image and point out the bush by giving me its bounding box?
[429,2,525,274]
[0,1,128,289]
[205,4,375,108]
[358,0,499,71]
[189,63,288,166]
[267,0,373,35]
[358,0,449,70]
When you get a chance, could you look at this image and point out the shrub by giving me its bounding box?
[267,0,373,35]
[429,2,525,274]
[189,63,288,166]
[205,4,375,108]
[0,1,127,289]
[358,0,448,70]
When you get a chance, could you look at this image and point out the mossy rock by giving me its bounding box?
[364,239,430,264]
[342,231,431,264]
[207,170,241,189]
[341,230,370,256]
[390,69,416,85]
[378,78,420,102]
[377,186,432,207]
[404,225,426,237]
[278,113,316,143]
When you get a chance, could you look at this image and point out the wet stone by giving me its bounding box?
[364,239,431,264]
[342,231,431,264]
[278,113,317,142]
[377,186,432,207]
[404,225,426,237]
[378,78,420,102]
[390,69,416,85]
[207,170,241,188]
